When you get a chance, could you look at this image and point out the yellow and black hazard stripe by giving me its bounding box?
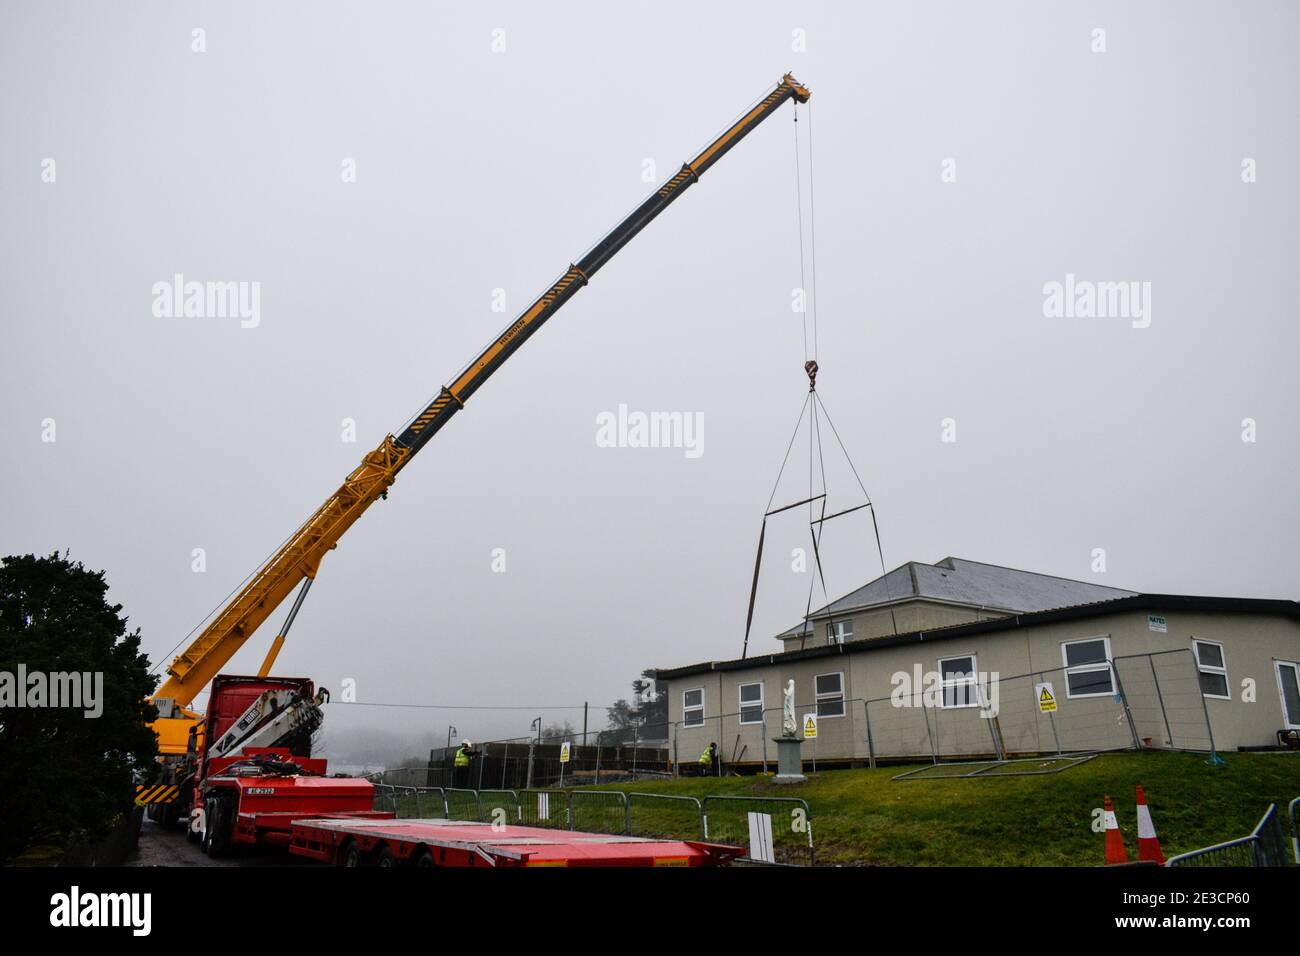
[134,783,181,806]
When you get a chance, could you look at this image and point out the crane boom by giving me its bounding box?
[151,73,811,740]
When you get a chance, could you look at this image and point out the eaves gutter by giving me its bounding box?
[652,594,1300,681]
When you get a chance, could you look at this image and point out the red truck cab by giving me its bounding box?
[191,675,376,857]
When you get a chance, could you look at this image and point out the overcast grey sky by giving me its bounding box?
[2,2,1296,749]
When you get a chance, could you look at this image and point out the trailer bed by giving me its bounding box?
[289,817,743,867]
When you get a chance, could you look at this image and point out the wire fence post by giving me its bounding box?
[1037,672,1063,756]
[716,712,725,777]
[922,698,939,765]
[671,723,678,779]
[863,698,876,769]
[761,714,769,774]
[978,681,1005,760]
[1149,655,1173,747]
[1189,650,1223,763]
[1111,659,1143,750]
[1289,797,1299,865]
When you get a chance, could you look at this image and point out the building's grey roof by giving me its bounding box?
[777,557,1137,639]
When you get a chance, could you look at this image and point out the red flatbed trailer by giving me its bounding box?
[288,817,744,868]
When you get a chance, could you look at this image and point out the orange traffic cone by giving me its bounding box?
[1135,785,1165,864]
[1103,795,1129,864]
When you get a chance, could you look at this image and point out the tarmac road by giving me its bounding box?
[127,817,314,867]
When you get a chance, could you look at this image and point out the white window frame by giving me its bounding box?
[1274,661,1300,731]
[938,654,980,709]
[814,671,845,718]
[738,681,764,725]
[827,620,853,646]
[1061,636,1115,699]
[682,688,704,728]
[1192,639,1231,701]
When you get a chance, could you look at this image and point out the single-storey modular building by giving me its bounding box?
[654,558,1300,769]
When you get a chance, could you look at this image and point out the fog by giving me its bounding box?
[2,2,1295,756]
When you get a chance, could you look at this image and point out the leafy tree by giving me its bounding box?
[539,720,576,744]
[0,553,157,862]
[605,670,668,745]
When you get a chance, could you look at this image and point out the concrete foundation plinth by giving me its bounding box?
[772,736,806,784]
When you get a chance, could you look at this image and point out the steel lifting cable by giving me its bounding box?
[740,100,898,656]
[813,391,899,636]
[793,103,809,364]
[743,394,815,659]
[802,385,836,649]
[807,101,821,361]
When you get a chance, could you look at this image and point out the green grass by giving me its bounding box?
[579,751,1300,866]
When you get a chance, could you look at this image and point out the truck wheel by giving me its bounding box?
[204,795,232,858]
[413,849,436,868]
[340,840,364,868]
[376,845,396,868]
[200,798,213,854]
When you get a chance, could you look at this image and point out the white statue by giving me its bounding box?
[782,679,797,737]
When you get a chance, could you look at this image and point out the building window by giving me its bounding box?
[827,620,853,645]
[1192,640,1230,700]
[738,682,764,725]
[815,672,845,717]
[1275,662,1300,730]
[1062,637,1114,698]
[938,655,979,708]
[683,688,704,728]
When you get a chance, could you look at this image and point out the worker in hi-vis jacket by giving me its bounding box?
[454,739,478,788]
[698,742,717,777]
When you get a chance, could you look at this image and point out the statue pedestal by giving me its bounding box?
[772,736,806,784]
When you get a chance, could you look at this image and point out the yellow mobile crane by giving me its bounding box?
[149,73,811,766]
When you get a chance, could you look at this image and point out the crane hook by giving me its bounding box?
[804,359,819,390]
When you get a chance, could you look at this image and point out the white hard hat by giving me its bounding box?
[461,739,471,747]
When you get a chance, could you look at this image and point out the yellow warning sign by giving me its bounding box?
[560,742,571,764]
[803,714,818,739]
[1036,682,1057,713]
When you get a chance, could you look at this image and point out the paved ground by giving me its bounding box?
[127,818,313,867]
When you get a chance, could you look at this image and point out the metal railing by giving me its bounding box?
[627,792,703,840]
[701,795,814,866]
[1167,802,1295,867]
[1290,796,1300,865]
[516,788,571,829]
[366,783,814,864]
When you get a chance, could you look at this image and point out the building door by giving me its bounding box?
[1275,661,1300,730]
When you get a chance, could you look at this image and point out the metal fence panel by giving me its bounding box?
[1114,650,1214,752]
[410,787,448,818]
[1168,803,1293,867]
[569,790,628,835]
[476,789,519,826]
[1291,797,1300,865]
[701,795,813,866]
[516,789,572,829]
[444,788,480,821]
[627,792,703,840]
